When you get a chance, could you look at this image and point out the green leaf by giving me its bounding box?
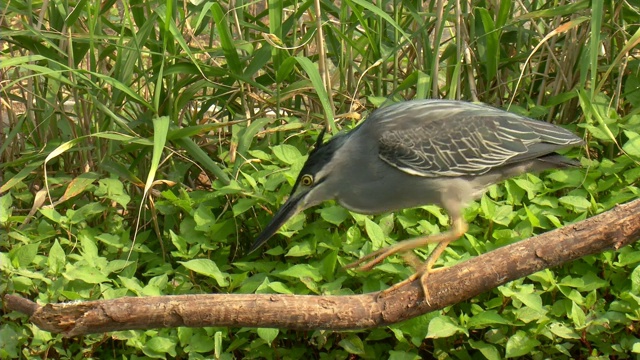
[294,57,335,131]
[39,208,65,224]
[467,310,511,328]
[257,328,279,345]
[187,333,216,353]
[319,206,349,225]
[476,8,499,82]
[469,339,501,360]
[179,259,229,287]
[0,325,19,359]
[143,336,177,358]
[48,240,66,275]
[142,116,170,202]
[277,264,323,282]
[232,198,257,216]
[95,178,131,208]
[286,242,313,257]
[512,292,546,314]
[95,233,123,249]
[549,322,580,339]
[211,3,242,75]
[388,351,421,360]
[338,334,365,355]
[570,301,586,328]
[11,243,39,268]
[272,144,303,165]
[559,195,591,212]
[632,265,640,293]
[0,193,12,224]
[364,218,386,249]
[426,316,463,338]
[505,331,540,358]
[267,282,293,294]
[64,265,110,284]
[622,130,640,157]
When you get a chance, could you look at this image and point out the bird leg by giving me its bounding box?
[378,239,454,304]
[345,217,468,303]
[344,217,468,272]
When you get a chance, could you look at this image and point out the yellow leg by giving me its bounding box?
[346,217,468,302]
[377,239,454,304]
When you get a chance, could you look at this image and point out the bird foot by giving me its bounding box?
[376,267,443,305]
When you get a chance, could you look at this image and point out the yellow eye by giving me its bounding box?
[300,174,314,186]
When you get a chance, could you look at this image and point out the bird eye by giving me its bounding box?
[300,174,314,186]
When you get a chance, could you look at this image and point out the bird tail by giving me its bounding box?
[538,154,581,168]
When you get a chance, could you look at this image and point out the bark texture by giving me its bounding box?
[5,198,640,337]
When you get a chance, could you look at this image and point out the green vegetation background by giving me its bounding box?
[1,0,640,358]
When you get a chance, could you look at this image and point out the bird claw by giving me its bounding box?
[375,268,438,306]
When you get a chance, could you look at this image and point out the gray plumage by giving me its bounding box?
[250,99,583,257]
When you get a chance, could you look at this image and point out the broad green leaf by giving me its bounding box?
[233,198,257,216]
[426,316,463,338]
[505,331,540,358]
[277,264,323,282]
[186,333,216,353]
[11,243,39,268]
[559,195,591,212]
[286,242,313,257]
[319,206,349,225]
[94,179,131,208]
[549,322,580,339]
[570,301,586,328]
[512,292,546,314]
[469,339,501,360]
[364,218,386,249]
[64,266,110,284]
[0,193,12,224]
[267,281,293,294]
[48,240,66,275]
[622,130,640,157]
[257,328,279,345]
[632,265,640,293]
[39,208,65,224]
[179,259,229,287]
[272,144,303,165]
[338,334,365,355]
[95,233,123,249]
[388,351,421,360]
[143,336,177,358]
[468,310,510,328]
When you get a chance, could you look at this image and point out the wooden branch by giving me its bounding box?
[5,198,640,337]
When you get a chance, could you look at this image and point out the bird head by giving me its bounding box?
[249,130,346,253]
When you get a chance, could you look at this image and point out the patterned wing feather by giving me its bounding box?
[376,101,582,177]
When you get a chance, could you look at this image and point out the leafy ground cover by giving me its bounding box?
[1,0,640,358]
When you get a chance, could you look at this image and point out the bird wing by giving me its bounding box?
[376,101,582,178]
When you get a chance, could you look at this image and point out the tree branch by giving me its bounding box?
[5,199,640,337]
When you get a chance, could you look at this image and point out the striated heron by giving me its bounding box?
[249,99,583,299]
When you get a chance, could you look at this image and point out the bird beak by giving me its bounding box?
[248,190,307,254]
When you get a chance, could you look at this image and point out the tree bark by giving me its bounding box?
[5,198,640,337]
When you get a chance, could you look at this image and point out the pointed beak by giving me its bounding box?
[248,191,307,254]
